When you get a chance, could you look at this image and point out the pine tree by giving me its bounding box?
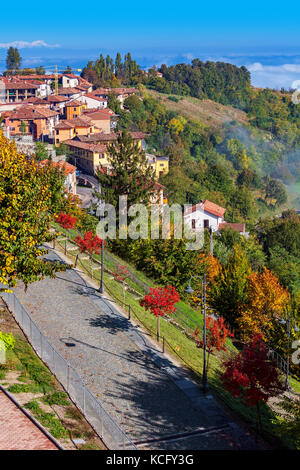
[96,131,155,209]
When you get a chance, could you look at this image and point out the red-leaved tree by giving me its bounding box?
[140,285,180,341]
[56,212,77,230]
[194,316,233,372]
[74,231,105,256]
[220,335,285,432]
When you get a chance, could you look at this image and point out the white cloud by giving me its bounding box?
[0,40,60,49]
[247,62,300,89]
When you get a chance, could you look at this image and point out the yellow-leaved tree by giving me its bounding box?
[0,133,67,291]
[238,267,290,343]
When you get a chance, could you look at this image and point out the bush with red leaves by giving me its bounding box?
[194,316,233,372]
[140,285,180,317]
[56,212,77,230]
[220,335,285,431]
[74,231,105,256]
[194,316,233,354]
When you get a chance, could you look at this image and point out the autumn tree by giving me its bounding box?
[56,213,77,230]
[74,231,105,257]
[0,133,67,290]
[238,268,289,344]
[221,335,285,432]
[208,245,251,329]
[190,253,221,306]
[140,285,180,341]
[194,316,233,372]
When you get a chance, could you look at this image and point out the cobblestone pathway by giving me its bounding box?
[13,250,264,450]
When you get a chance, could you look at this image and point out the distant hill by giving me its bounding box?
[147,90,249,129]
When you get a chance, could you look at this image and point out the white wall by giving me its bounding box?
[77,95,107,109]
[62,76,79,88]
[184,208,224,232]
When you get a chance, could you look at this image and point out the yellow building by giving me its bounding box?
[65,99,87,120]
[65,132,147,175]
[55,116,99,145]
[65,139,108,174]
[146,154,169,179]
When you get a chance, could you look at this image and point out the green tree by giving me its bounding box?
[264,176,287,207]
[6,47,21,73]
[208,245,251,329]
[34,142,49,161]
[96,131,155,208]
[20,120,26,135]
[0,133,67,290]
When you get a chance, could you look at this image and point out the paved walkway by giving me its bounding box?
[13,249,263,450]
[0,389,58,450]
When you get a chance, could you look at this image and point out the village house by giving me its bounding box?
[64,140,107,174]
[184,200,226,232]
[24,97,50,106]
[81,108,116,134]
[146,153,169,179]
[54,116,100,145]
[58,87,82,100]
[40,159,77,195]
[4,105,59,140]
[61,74,79,89]
[77,131,146,148]
[64,99,87,120]
[76,93,107,109]
[61,75,93,93]
[91,87,136,108]
[46,95,70,113]
[218,222,248,237]
[1,79,39,102]
[65,131,147,175]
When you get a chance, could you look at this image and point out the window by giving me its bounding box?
[204,219,209,229]
[192,219,196,229]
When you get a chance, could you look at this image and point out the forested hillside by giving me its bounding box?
[81,53,300,213]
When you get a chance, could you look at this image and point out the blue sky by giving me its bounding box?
[1,0,300,49]
[1,0,300,88]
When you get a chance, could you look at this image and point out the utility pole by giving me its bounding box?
[209,227,213,256]
[202,274,208,392]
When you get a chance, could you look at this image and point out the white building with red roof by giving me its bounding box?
[184,200,226,232]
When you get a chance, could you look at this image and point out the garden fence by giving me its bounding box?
[1,288,137,450]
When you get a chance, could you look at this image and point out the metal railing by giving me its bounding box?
[54,226,238,355]
[55,226,205,334]
[1,288,137,450]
